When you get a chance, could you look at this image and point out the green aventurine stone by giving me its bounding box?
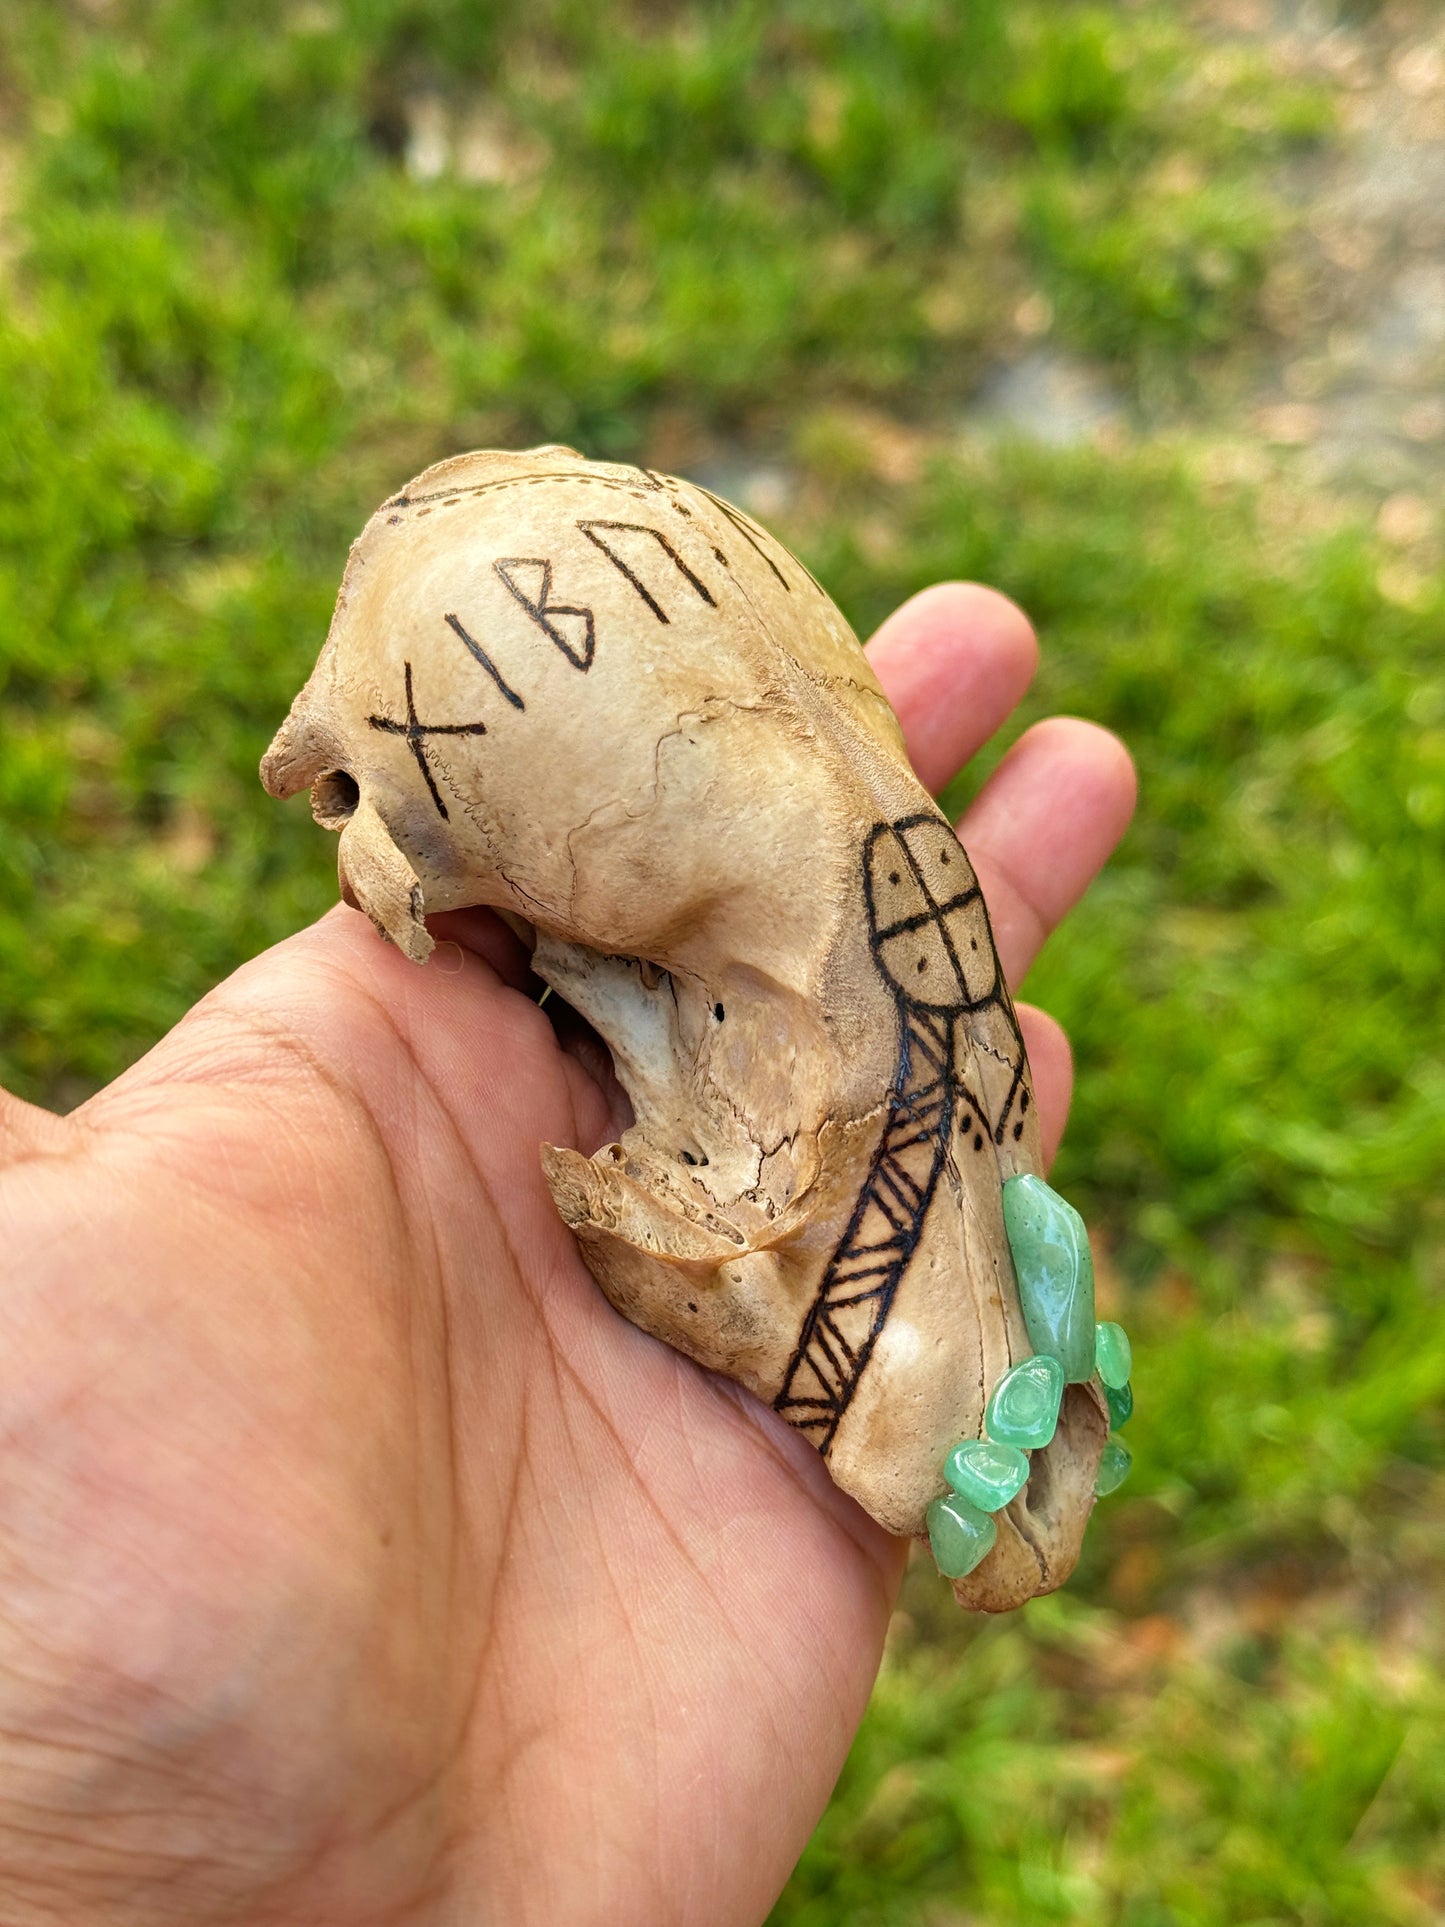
[1105,1379,1134,1428]
[927,1493,998,1578]
[1001,1174,1097,1382]
[985,1353,1064,1450]
[944,1439,1030,1513]
[1095,1321,1133,1390]
[1095,1433,1133,1496]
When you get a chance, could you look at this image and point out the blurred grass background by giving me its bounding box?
[0,1,1442,1920]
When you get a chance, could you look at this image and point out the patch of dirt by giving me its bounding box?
[1241,1,1445,499]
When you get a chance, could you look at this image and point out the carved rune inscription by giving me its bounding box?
[375,514,721,816]
[578,520,716,623]
[445,611,525,710]
[494,558,596,671]
[368,661,489,822]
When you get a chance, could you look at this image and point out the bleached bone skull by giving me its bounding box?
[261,446,1108,1611]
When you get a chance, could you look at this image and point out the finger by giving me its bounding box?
[1017,1003,1073,1169]
[0,1087,70,1166]
[865,583,1038,794]
[960,717,1136,985]
[427,904,537,991]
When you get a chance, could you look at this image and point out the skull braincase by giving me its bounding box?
[261,445,1106,1611]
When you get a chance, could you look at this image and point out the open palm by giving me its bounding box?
[0,585,1133,1927]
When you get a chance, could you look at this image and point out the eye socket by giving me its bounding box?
[312,770,360,828]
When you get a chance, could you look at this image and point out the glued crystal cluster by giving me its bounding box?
[929,1177,1137,1580]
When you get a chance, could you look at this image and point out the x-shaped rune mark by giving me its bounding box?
[368,661,487,821]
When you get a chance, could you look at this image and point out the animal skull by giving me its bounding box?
[261,446,1108,1611]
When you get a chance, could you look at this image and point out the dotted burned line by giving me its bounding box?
[387,469,668,511]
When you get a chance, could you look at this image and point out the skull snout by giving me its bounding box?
[260,701,333,800]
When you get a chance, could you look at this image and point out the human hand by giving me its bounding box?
[0,584,1134,1926]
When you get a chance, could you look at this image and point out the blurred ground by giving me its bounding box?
[0,3,1441,1922]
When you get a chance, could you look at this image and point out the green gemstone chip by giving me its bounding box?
[1095,1433,1133,1496]
[1105,1379,1134,1428]
[927,1493,998,1578]
[985,1353,1064,1450]
[1095,1321,1133,1390]
[944,1439,1030,1513]
[1001,1174,1097,1382]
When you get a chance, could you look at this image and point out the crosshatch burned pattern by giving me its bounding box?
[773,815,1030,1454]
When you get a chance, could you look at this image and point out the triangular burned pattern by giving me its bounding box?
[544,608,594,669]
[496,557,548,608]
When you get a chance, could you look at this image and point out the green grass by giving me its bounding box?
[1,1,1440,1919]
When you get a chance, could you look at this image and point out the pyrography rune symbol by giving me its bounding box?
[368,660,488,822]
[577,520,716,623]
[493,558,597,670]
